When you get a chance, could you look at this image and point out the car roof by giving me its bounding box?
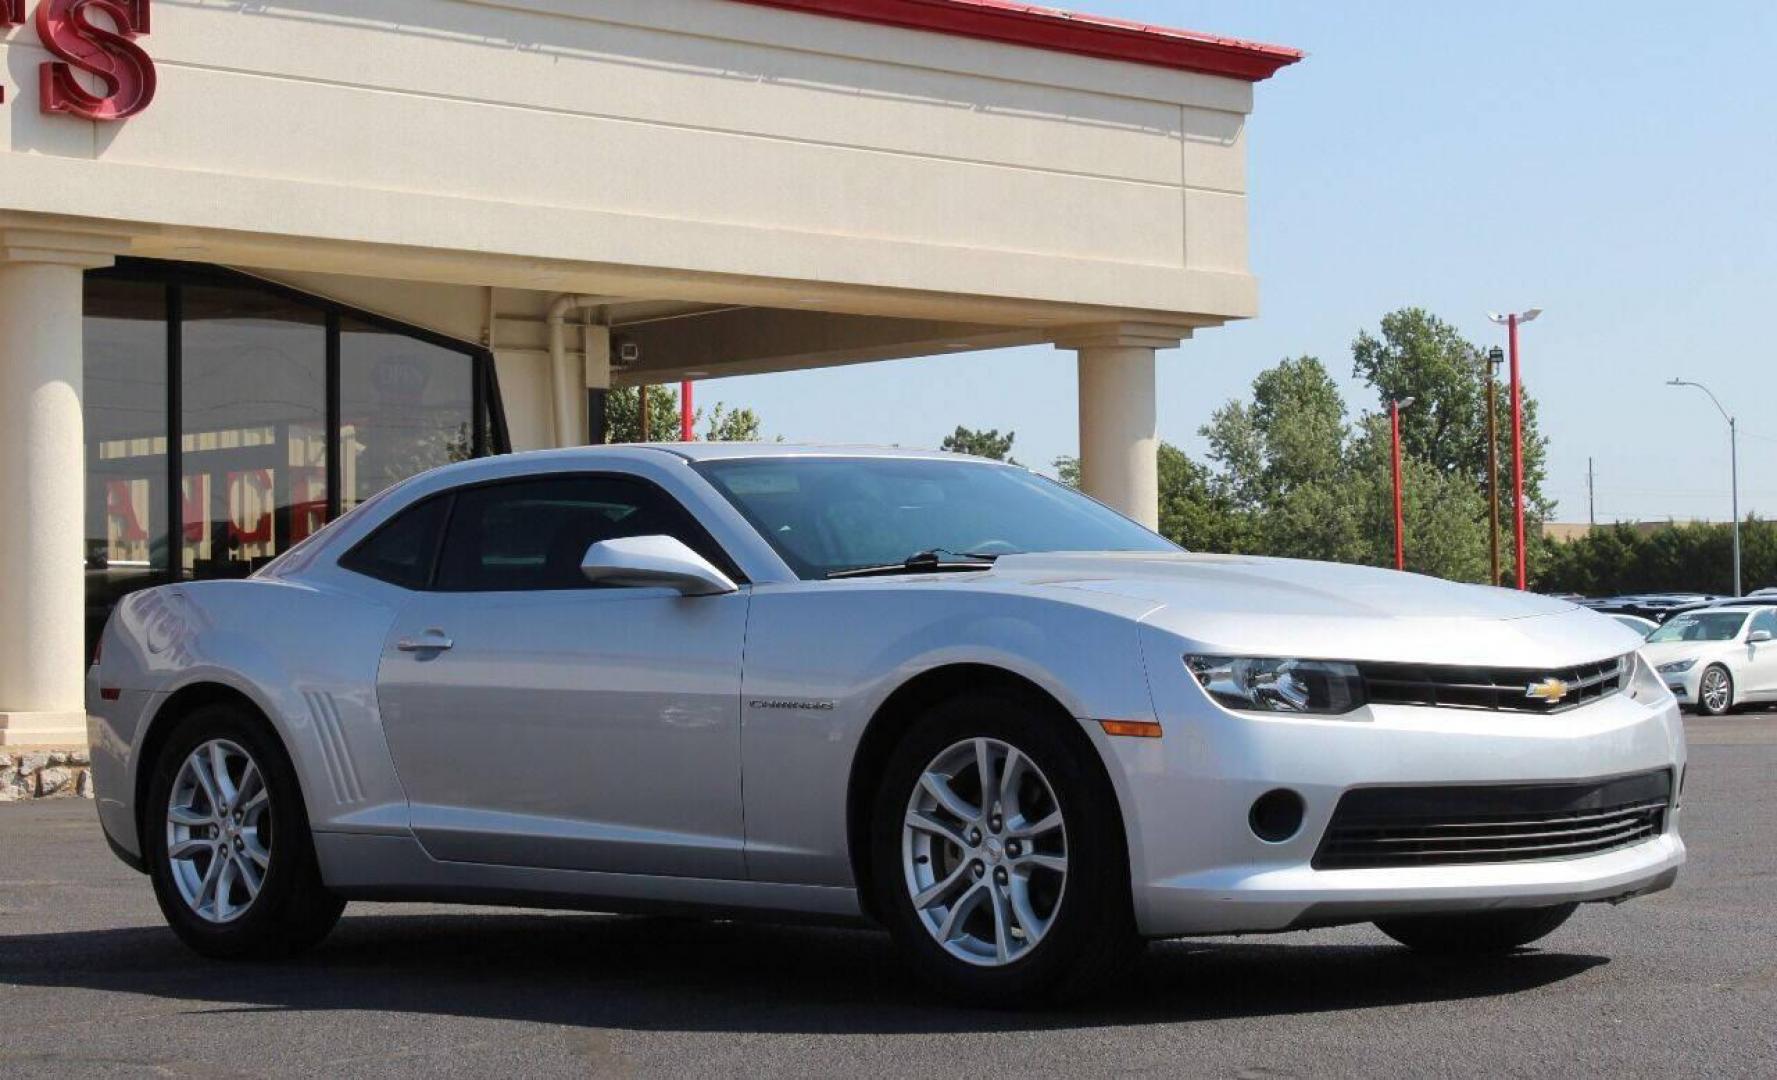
[648,442,987,464]
[485,443,997,467]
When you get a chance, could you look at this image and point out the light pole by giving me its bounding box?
[1668,379,1742,596]
[1488,308,1543,589]
[1391,396,1415,571]
[1484,346,1505,586]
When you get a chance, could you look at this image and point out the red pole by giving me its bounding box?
[1509,314,1527,590]
[680,380,694,442]
[1391,400,1405,570]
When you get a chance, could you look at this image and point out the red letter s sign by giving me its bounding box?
[36,0,155,120]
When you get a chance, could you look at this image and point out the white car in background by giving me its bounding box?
[1643,605,1777,716]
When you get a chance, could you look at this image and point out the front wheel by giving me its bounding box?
[145,703,344,959]
[1698,664,1735,716]
[1375,903,1578,955]
[869,692,1140,1006]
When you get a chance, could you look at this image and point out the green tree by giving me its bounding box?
[704,402,765,442]
[606,387,768,444]
[1347,413,1489,580]
[1351,308,1553,582]
[605,385,685,444]
[1053,445,1246,553]
[941,426,1019,464]
[1201,356,1357,559]
[1156,443,1247,552]
[1537,518,1776,596]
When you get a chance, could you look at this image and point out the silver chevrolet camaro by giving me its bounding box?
[88,445,1686,1004]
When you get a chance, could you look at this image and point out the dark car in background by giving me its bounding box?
[1582,594,1724,624]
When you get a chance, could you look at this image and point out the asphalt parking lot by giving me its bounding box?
[3,716,1774,1079]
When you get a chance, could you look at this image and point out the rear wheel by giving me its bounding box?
[146,703,344,959]
[1698,665,1735,716]
[1375,903,1578,954]
[869,691,1140,1006]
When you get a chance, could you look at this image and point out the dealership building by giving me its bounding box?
[0,0,1296,749]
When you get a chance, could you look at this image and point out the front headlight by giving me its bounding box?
[1656,658,1698,675]
[1186,656,1367,715]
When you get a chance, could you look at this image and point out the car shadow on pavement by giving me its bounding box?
[0,911,1607,1034]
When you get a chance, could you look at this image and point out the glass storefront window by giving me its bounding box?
[80,262,505,653]
[84,279,169,649]
[341,317,476,511]
[181,286,327,579]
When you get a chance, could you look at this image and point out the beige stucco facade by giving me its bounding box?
[0,0,1295,744]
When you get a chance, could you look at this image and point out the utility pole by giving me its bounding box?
[1587,458,1596,526]
[639,384,650,443]
[1485,347,1504,586]
[1667,379,1742,597]
[1488,308,1543,590]
[1391,397,1415,571]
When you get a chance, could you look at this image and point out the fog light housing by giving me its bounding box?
[1249,789,1306,843]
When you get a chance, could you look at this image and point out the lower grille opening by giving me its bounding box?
[1313,770,1672,871]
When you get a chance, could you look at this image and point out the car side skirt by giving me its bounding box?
[312,832,869,926]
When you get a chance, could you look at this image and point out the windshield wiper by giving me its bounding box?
[826,549,1001,580]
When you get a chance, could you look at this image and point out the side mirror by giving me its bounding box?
[1750,630,1772,644]
[581,535,737,596]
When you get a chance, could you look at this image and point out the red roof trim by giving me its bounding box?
[730,0,1302,82]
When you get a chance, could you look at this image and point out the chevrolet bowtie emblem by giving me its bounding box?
[1525,677,1571,703]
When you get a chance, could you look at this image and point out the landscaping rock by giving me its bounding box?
[35,767,73,797]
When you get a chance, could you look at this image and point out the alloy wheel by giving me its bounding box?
[1702,668,1732,713]
[901,737,1068,967]
[166,739,273,924]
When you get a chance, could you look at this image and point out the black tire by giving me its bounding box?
[1698,665,1735,717]
[869,689,1141,1006]
[1375,903,1578,955]
[145,703,344,960]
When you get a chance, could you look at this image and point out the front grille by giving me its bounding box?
[1357,655,1629,714]
[1313,770,1672,870]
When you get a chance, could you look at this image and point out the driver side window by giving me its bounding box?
[1753,609,1777,638]
[435,475,738,592]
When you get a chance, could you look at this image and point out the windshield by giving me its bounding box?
[1647,611,1749,644]
[693,457,1178,579]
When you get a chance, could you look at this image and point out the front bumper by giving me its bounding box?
[1107,632,1688,938]
[1663,665,1702,705]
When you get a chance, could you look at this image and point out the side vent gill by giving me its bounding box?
[303,691,366,805]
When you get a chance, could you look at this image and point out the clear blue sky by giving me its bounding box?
[697,0,1777,524]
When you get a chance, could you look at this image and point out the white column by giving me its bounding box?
[0,227,125,747]
[1056,324,1188,530]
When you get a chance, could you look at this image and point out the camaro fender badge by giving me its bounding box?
[1525,677,1571,703]
[749,699,836,712]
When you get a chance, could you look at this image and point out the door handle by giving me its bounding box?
[397,632,454,652]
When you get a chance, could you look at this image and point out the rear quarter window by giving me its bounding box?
[338,496,451,589]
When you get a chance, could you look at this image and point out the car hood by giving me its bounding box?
[989,552,1642,667]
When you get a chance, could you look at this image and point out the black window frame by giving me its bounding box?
[339,472,747,593]
[87,258,511,591]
